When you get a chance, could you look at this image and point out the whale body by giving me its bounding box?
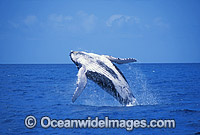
[70,51,137,106]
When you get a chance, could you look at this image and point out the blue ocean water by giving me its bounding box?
[0,63,200,135]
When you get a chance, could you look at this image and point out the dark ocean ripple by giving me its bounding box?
[0,64,200,135]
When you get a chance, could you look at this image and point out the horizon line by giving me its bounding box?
[0,62,200,65]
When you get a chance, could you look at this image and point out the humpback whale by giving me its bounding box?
[70,51,137,106]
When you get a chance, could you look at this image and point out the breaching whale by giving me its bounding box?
[70,51,137,106]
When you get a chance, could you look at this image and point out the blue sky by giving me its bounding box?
[0,0,200,64]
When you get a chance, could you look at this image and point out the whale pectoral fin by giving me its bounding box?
[103,55,137,64]
[72,66,87,103]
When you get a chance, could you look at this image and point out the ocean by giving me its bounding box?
[0,63,200,135]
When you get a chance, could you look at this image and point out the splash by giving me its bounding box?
[125,64,158,106]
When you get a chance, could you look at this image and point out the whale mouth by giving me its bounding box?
[69,52,81,69]
[69,52,76,64]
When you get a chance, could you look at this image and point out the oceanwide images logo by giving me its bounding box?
[24,115,176,130]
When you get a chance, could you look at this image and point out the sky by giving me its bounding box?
[0,0,200,64]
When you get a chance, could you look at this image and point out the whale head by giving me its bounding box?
[70,51,91,69]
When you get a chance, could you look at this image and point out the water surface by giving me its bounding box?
[0,64,200,134]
